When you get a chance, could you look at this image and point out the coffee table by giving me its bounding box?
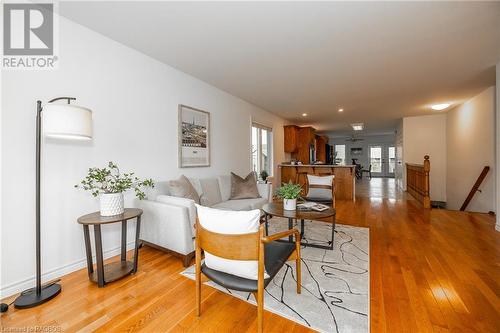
[261,202,336,250]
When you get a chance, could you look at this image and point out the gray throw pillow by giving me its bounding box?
[169,175,200,204]
[229,172,261,200]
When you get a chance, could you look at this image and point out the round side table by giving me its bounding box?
[77,208,143,287]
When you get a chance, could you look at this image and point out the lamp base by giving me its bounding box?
[14,283,61,309]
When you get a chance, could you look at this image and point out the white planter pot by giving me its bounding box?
[283,198,297,211]
[100,193,124,216]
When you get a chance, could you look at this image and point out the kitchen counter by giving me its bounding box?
[281,164,355,168]
[279,164,356,201]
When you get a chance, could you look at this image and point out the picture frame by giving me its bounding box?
[178,104,210,168]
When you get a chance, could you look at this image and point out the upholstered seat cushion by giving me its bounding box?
[201,241,296,292]
[211,198,268,211]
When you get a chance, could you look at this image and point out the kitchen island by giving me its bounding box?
[279,164,356,201]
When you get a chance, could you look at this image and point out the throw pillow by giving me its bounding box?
[196,205,269,280]
[306,174,334,201]
[229,172,260,200]
[169,175,200,204]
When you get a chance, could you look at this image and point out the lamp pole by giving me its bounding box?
[14,97,76,309]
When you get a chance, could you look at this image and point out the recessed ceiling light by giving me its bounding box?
[302,113,308,117]
[338,108,344,112]
[431,103,450,111]
[351,123,364,131]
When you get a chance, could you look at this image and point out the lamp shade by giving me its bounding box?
[43,104,93,140]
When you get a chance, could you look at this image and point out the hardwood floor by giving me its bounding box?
[1,180,499,332]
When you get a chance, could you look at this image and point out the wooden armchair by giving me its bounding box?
[195,219,301,333]
[303,174,336,208]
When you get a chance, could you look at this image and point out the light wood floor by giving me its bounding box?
[1,180,499,332]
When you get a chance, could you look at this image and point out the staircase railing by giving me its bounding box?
[460,166,490,211]
[406,155,430,208]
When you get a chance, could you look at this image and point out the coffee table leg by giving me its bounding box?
[133,215,141,273]
[300,219,305,240]
[330,215,335,249]
[288,218,293,242]
[83,225,93,278]
[265,213,269,236]
[94,225,105,287]
[121,221,127,261]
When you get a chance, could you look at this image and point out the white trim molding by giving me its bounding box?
[0,241,136,298]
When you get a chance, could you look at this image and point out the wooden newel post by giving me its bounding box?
[423,155,431,209]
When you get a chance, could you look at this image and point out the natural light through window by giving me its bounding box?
[252,123,273,177]
[334,145,346,165]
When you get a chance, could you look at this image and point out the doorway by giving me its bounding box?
[369,145,395,177]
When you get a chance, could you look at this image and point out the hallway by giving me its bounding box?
[355,177,406,200]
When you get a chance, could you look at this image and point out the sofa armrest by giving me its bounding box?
[134,199,195,255]
[156,195,196,231]
[257,182,273,202]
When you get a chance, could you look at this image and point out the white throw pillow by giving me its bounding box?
[196,205,269,280]
[307,174,334,200]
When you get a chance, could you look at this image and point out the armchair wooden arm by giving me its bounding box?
[261,228,300,243]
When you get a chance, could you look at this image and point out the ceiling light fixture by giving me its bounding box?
[338,108,344,112]
[302,113,307,117]
[351,123,364,131]
[431,103,450,111]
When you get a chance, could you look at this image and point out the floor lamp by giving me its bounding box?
[13,97,93,309]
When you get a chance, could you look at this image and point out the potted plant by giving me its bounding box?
[75,161,154,216]
[260,170,269,183]
[276,181,302,211]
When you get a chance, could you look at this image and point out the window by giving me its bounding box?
[334,145,346,165]
[252,123,273,176]
[370,146,382,173]
[388,146,396,174]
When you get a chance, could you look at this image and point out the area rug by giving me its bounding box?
[181,217,369,333]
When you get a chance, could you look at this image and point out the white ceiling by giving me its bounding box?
[60,1,500,135]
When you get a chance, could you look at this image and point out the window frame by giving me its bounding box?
[334,144,346,165]
[251,122,273,177]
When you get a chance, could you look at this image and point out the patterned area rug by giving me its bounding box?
[181,217,369,333]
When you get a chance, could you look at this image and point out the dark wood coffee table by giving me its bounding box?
[77,208,143,287]
[261,202,336,250]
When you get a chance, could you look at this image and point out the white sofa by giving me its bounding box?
[135,175,272,266]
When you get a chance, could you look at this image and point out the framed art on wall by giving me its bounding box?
[178,104,210,167]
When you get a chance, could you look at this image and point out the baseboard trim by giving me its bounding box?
[0,241,136,298]
[495,224,500,232]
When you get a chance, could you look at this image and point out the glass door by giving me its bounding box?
[369,145,396,177]
[387,146,396,178]
[369,146,383,177]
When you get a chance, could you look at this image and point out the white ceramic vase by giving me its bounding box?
[283,198,297,211]
[100,193,124,216]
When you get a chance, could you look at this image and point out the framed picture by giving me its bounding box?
[178,104,210,168]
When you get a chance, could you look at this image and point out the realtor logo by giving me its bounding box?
[2,2,58,69]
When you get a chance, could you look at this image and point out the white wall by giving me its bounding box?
[0,17,286,297]
[403,115,447,202]
[328,133,396,170]
[446,87,496,212]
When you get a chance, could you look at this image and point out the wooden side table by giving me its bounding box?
[77,208,143,287]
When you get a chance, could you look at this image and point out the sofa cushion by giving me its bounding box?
[230,172,260,199]
[217,175,232,201]
[211,198,268,211]
[169,175,201,204]
[196,205,269,280]
[199,178,222,207]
